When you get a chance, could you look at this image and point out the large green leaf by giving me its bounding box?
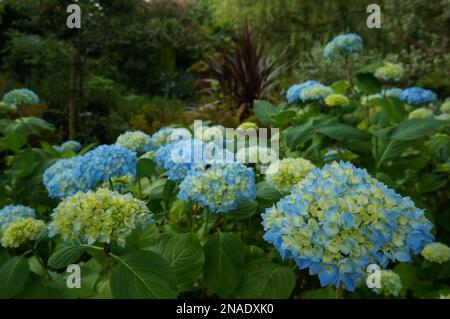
[390,118,446,141]
[372,97,407,123]
[236,260,295,299]
[228,200,258,219]
[48,240,89,270]
[330,80,350,94]
[315,124,369,141]
[254,100,277,125]
[354,73,382,94]
[203,232,245,298]
[394,263,419,291]
[150,233,204,291]
[256,181,282,202]
[110,250,177,299]
[0,255,30,298]
[136,158,156,180]
[375,139,412,167]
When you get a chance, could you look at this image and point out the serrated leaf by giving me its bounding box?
[256,181,282,202]
[254,100,277,125]
[228,200,258,219]
[0,255,30,298]
[390,118,446,141]
[48,240,89,270]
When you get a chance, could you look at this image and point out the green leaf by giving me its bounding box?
[0,255,30,298]
[228,200,258,219]
[136,158,156,180]
[375,139,412,167]
[256,181,282,202]
[354,63,384,75]
[271,110,296,127]
[125,224,160,251]
[390,118,446,141]
[330,80,350,94]
[394,263,419,290]
[354,73,382,94]
[150,233,204,291]
[372,97,407,123]
[254,100,277,125]
[110,250,177,299]
[236,260,295,299]
[203,232,245,298]
[315,124,369,141]
[48,240,89,270]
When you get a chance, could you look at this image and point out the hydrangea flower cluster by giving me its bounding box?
[262,161,434,291]
[116,131,153,154]
[54,140,82,153]
[236,145,274,165]
[371,270,403,297]
[150,127,177,150]
[265,158,316,194]
[408,108,434,119]
[400,87,437,105]
[0,204,44,248]
[48,188,153,246]
[77,145,137,189]
[440,101,450,113]
[421,242,450,264]
[156,138,217,182]
[325,94,350,107]
[2,88,40,106]
[237,122,258,130]
[44,145,137,198]
[286,80,332,104]
[383,88,403,98]
[44,156,89,198]
[374,63,405,82]
[0,204,36,232]
[178,163,256,213]
[1,218,46,248]
[324,33,363,58]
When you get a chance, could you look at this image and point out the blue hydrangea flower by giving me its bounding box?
[286,80,332,104]
[324,34,363,58]
[43,156,89,198]
[0,204,36,233]
[400,87,437,105]
[155,138,220,182]
[58,140,82,153]
[262,161,434,291]
[178,163,256,213]
[150,127,177,150]
[77,145,138,188]
[116,131,153,154]
[2,88,40,106]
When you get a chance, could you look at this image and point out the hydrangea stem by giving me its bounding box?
[336,284,344,299]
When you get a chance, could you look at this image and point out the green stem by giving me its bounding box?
[32,249,51,279]
[336,284,344,299]
[138,178,142,198]
[203,208,209,239]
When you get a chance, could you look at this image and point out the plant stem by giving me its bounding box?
[203,208,209,239]
[336,284,344,299]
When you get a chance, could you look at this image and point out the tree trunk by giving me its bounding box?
[68,48,81,140]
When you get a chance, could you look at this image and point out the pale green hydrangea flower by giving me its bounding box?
[374,63,405,81]
[441,101,450,113]
[116,131,152,154]
[265,158,315,193]
[372,270,403,297]
[408,108,433,119]
[421,242,450,264]
[440,294,450,299]
[237,122,258,130]
[325,94,350,107]
[1,218,46,248]
[48,188,153,247]
[140,150,156,161]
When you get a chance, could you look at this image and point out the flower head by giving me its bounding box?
[0,205,36,234]
[48,188,152,246]
[262,161,434,291]
[371,270,403,297]
[400,87,437,106]
[325,94,350,107]
[116,131,153,154]
[178,163,256,213]
[324,33,363,58]
[59,140,82,153]
[0,101,17,114]
[286,80,332,104]
[44,156,89,198]
[265,158,315,194]
[383,88,403,98]
[408,108,433,119]
[150,127,181,150]
[374,63,405,82]
[1,218,46,248]
[78,145,137,188]
[440,101,450,113]
[421,242,450,264]
[2,88,40,106]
